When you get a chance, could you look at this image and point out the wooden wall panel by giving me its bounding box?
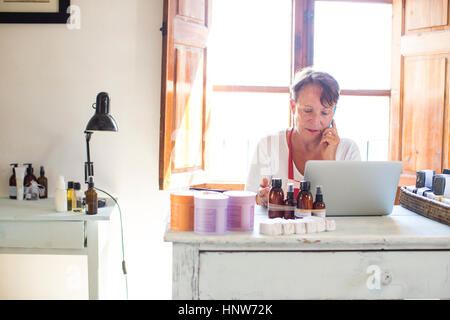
[401,56,446,173]
[178,0,206,24]
[172,46,205,171]
[405,0,449,32]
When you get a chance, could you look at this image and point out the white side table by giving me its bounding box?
[165,205,450,299]
[0,198,116,300]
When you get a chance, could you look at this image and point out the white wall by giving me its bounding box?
[0,0,171,299]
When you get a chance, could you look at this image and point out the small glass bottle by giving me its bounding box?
[284,183,296,219]
[67,181,75,211]
[295,180,313,218]
[86,176,98,215]
[268,178,284,219]
[312,185,326,217]
[37,166,48,199]
[73,182,83,212]
[9,163,18,199]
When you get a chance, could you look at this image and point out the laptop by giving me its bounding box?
[304,161,402,216]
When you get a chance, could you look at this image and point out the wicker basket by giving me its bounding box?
[399,187,450,226]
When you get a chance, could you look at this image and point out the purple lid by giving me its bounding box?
[223,191,256,204]
[194,192,229,207]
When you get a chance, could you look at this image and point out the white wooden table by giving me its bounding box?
[0,198,116,300]
[164,205,450,300]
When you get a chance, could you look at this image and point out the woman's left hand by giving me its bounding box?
[320,120,340,160]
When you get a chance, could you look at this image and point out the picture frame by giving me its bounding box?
[0,0,70,23]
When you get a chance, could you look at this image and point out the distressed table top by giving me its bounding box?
[164,205,450,251]
[0,198,115,221]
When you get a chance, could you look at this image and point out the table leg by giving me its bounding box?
[87,220,99,300]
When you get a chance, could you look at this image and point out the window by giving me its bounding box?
[159,0,393,190]
[313,0,392,160]
[206,0,292,182]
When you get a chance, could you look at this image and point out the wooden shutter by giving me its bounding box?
[390,0,450,185]
[159,0,211,190]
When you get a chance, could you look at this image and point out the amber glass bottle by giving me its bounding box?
[86,176,98,215]
[9,163,18,199]
[268,178,284,219]
[284,183,296,219]
[37,166,48,199]
[296,180,313,218]
[313,185,326,217]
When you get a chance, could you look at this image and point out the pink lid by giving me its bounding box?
[223,191,256,204]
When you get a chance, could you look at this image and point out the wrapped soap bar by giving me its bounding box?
[260,218,283,236]
[416,170,435,189]
[281,219,296,235]
[303,218,318,233]
[293,219,306,234]
[325,218,336,231]
[432,174,450,197]
[308,216,326,232]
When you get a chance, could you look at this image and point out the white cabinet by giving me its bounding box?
[198,251,450,299]
[165,206,450,300]
[0,221,85,249]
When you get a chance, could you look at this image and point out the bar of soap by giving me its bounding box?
[281,219,296,235]
[303,218,318,233]
[260,218,283,236]
[293,219,306,234]
[325,218,336,231]
[308,216,326,232]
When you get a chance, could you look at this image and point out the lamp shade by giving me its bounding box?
[85,92,118,132]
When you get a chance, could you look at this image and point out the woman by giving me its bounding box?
[245,67,361,206]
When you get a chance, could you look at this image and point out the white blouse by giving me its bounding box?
[244,129,362,193]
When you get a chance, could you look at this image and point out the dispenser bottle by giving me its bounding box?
[24,163,37,198]
[67,181,75,211]
[9,163,18,199]
[86,176,98,215]
[268,178,284,219]
[55,176,68,212]
[312,185,326,217]
[37,166,48,199]
[295,180,313,218]
[284,183,296,219]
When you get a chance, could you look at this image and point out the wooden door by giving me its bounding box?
[159,0,211,190]
[390,0,450,186]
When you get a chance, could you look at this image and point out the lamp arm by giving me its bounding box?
[85,131,94,183]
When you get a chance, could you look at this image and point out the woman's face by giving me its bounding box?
[292,83,335,138]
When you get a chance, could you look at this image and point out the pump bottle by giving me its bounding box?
[9,163,18,199]
[37,166,48,199]
[24,163,37,198]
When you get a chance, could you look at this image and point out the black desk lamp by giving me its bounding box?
[84,92,127,298]
[84,92,118,183]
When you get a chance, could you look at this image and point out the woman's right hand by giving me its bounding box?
[256,177,271,207]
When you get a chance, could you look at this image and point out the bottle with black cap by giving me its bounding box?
[284,183,296,219]
[67,181,75,211]
[312,185,326,217]
[73,182,83,211]
[37,166,48,199]
[86,176,98,215]
[295,180,313,218]
[23,163,37,199]
[268,178,284,219]
[9,163,18,199]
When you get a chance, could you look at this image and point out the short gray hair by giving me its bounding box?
[290,67,340,107]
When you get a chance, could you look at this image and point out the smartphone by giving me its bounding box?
[328,105,337,128]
